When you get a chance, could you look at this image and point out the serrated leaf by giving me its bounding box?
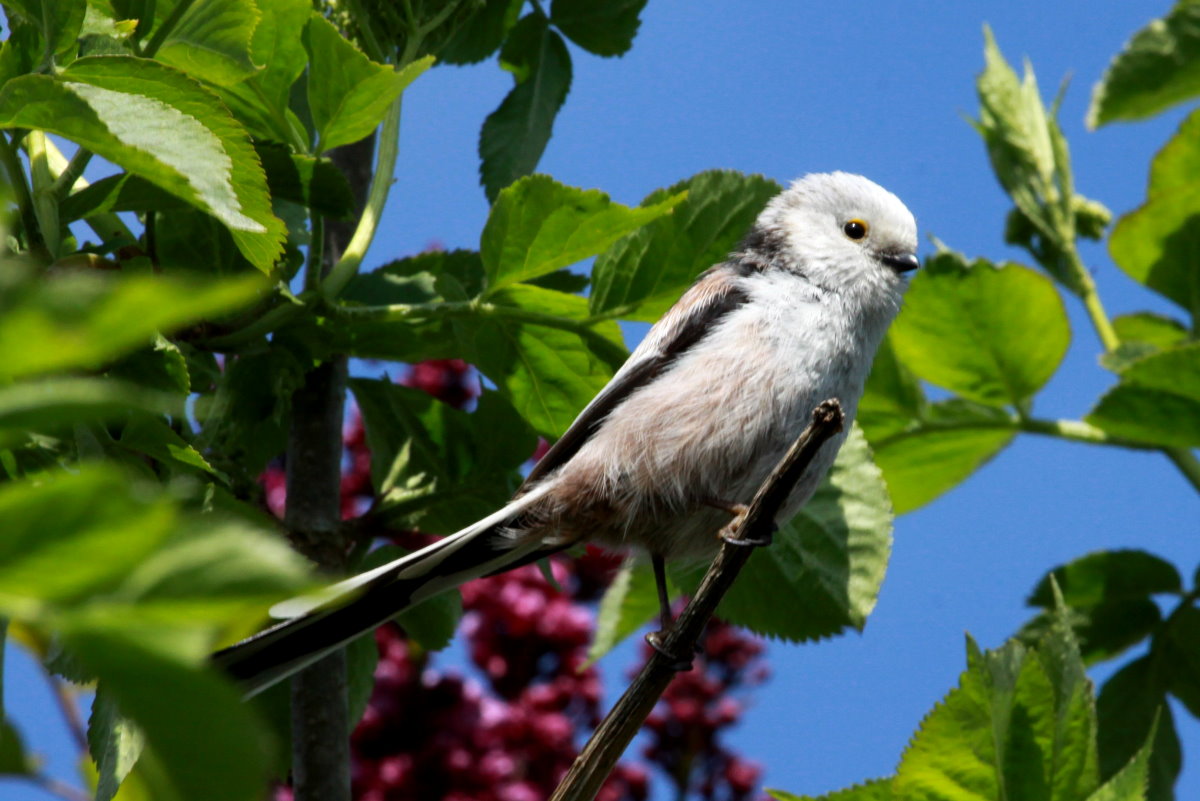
[0,56,285,271]
[479,13,572,201]
[1096,657,1180,801]
[458,284,627,437]
[439,0,522,65]
[1028,550,1183,608]
[350,380,534,533]
[550,0,647,57]
[0,270,263,382]
[109,336,191,395]
[1020,601,1160,667]
[481,174,683,291]
[894,623,1101,801]
[1086,344,1200,448]
[304,14,432,153]
[589,170,782,321]
[88,689,144,801]
[867,400,1015,514]
[118,415,222,477]
[1088,3,1200,127]
[155,0,260,87]
[674,426,892,642]
[890,251,1070,407]
[587,557,660,663]
[215,0,309,145]
[60,173,187,221]
[1108,109,1200,321]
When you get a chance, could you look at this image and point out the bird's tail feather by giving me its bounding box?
[211,484,555,697]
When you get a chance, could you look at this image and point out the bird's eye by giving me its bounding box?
[843,219,869,240]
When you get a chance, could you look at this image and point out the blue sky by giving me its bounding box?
[5,1,1200,799]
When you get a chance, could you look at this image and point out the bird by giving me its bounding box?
[212,171,919,697]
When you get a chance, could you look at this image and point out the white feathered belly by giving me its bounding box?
[541,281,884,560]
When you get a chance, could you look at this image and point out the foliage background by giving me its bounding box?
[3,0,1198,799]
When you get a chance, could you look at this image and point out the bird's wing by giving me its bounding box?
[523,264,751,486]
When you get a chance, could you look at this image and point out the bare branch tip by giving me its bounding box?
[812,398,845,429]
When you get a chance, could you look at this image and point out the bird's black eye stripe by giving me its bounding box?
[843,219,868,240]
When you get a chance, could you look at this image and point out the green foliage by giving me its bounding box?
[1087,344,1200,448]
[479,11,572,201]
[589,170,783,321]
[1088,1,1200,127]
[1108,108,1200,325]
[890,250,1069,407]
[550,0,648,57]
[773,601,1156,801]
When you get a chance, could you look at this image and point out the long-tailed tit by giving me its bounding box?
[214,172,919,695]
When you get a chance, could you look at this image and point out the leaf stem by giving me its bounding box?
[1066,249,1119,353]
[140,0,196,58]
[25,131,59,256]
[874,414,1158,452]
[320,96,403,299]
[50,148,93,200]
[1164,449,1200,495]
[41,137,135,244]
[0,132,44,254]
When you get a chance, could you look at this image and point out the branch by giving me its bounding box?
[550,399,847,801]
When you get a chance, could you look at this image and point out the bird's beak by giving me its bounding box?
[880,251,920,273]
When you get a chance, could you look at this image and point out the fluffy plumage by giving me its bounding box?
[213,172,919,696]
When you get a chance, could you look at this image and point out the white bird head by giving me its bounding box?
[753,172,919,299]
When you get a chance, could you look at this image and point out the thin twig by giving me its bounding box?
[550,400,846,801]
[38,665,87,753]
[20,773,91,801]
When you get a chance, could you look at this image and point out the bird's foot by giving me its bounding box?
[720,515,776,548]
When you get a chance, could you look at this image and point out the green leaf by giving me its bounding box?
[118,415,222,477]
[5,0,86,57]
[360,546,463,651]
[1111,313,1189,350]
[438,0,523,65]
[350,380,534,533]
[0,270,263,382]
[344,629,379,730]
[858,336,926,442]
[1108,108,1200,321]
[587,557,661,663]
[88,689,145,801]
[0,468,176,611]
[1086,727,1154,801]
[1021,600,1160,667]
[1028,550,1183,608]
[255,144,356,218]
[0,718,32,776]
[550,0,647,57]
[1088,2,1200,127]
[63,617,277,801]
[479,12,572,201]
[0,56,285,271]
[675,426,892,641]
[870,418,1013,515]
[214,0,310,145]
[589,170,782,321]
[458,284,627,437]
[767,780,893,801]
[1086,344,1200,448]
[894,622,1101,801]
[304,13,432,153]
[0,378,180,447]
[109,336,191,395]
[1096,658,1180,801]
[155,0,260,87]
[481,174,683,292]
[60,172,187,221]
[890,251,1070,407]
[1161,604,1200,718]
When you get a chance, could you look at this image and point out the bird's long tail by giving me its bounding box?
[211,483,556,697]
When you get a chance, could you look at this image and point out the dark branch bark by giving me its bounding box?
[550,399,847,801]
[287,133,376,801]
